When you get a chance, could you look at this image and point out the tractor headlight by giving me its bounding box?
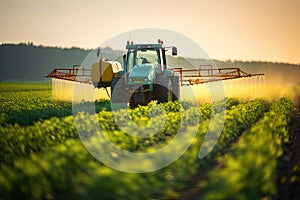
[129,78,133,82]
[144,78,148,81]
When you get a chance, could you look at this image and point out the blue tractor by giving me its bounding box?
[92,39,180,108]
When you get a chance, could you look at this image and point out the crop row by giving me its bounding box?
[0,98,233,166]
[0,116,77,165]
[0,98,269,199]
[206,98,269,157]
[0,83,116,125]
[0,84,71,125]
[0,83,52,93]
[202,98,294,200]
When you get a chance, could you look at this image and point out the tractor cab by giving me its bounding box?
[123,40,177,88]
[124,40,177,72]
[125,43,166,74]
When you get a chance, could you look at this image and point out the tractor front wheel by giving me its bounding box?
[111,77,129,103]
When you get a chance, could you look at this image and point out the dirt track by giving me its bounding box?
[278,108,300,200]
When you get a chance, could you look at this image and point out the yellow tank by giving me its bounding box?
[91,61,122,86]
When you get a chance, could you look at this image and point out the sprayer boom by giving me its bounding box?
[171,66,264,86]
[46,65,264,86]
[45,65,91,83]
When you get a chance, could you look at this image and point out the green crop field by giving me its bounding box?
[0,82,299,200]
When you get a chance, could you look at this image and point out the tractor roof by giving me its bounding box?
[126,43,163,50]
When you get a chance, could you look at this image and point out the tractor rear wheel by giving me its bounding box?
[155,75,172,103]
[172,75,180,101]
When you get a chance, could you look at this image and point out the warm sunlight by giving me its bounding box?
[0,0,299,64]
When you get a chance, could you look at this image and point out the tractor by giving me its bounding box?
[91,39,180,108]
[46,40,264,105]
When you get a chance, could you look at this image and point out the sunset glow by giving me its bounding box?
[0,0,299,64]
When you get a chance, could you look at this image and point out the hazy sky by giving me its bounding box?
[0,0,299,64]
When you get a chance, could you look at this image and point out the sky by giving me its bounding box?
[0,0,299,64]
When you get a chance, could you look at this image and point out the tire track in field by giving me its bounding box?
[278,108,300,200]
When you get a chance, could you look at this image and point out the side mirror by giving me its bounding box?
[172,47,177,56]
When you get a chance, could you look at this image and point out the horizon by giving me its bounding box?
[1,41,299,66]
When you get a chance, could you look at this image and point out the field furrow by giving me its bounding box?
[0,83,298,200]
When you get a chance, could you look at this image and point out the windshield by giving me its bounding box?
[127,49,161,71]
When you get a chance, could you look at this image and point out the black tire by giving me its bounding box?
[172,75,180,101]
[129,101,139,109]
[155,75,172,103]
[111,77,129,103]
[110,77,118,95]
